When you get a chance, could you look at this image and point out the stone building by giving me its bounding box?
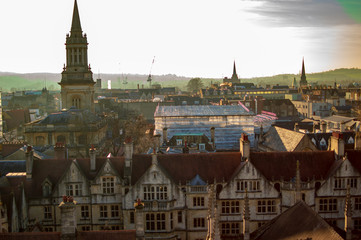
[1,132,361,239]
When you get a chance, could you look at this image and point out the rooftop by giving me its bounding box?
[154,105,254,117]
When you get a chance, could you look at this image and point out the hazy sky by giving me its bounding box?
[0,0,360,78]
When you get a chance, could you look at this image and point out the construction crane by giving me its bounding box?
[147,56,155,88]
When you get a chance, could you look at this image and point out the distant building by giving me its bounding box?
[223,61,240,85]
[154,105,256,149]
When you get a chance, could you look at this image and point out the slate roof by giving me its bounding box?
[253,201,343,240]
[250,151,336,181]
[37,108,101,125]
[0,160,26,177]
[261,126,308,151]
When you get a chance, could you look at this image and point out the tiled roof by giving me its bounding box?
[156,152,242,184]
[253,201,343,240]
[250,151,335,181]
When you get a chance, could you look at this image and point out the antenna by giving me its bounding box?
[147,56,155,88]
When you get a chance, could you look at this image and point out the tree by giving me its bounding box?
[122,115,153,154]
[187,78,204,92]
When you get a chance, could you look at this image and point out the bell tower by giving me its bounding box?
[59,0,95,112]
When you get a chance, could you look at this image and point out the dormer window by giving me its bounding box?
[42,183,52,197]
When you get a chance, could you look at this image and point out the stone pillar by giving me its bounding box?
[330,132,345,157]
[89,146,96,171]
[134,199,145,240]
[344,186,353,240]
[243,190,250,240]
[59,196,77,240]
[25,146,34,179]
[240,133,250,160]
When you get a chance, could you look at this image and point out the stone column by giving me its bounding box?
[59,196,77,240]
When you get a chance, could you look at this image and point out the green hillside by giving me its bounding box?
[1,68,361,92]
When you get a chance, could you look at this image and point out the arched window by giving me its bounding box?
[72,97,81,109]
[57,135,66,144]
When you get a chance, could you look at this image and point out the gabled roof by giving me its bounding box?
[250,151,335,181]
[253,201,343,240]
[261,126,315,151]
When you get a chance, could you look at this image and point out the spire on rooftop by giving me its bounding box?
[71,0,82,35]
[231,61,239,82]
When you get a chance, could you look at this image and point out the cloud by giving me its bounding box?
[241,0,356,27]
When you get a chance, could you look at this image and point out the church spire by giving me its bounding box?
[300,57,307,87]
[231,61,239,83]
[71,0,82,36]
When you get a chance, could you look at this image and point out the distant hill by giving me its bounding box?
[1,68,361,92]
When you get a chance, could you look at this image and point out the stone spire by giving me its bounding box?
[243,189,250,240]
[71,0,82,36]
[231,61,239,83]
[345,185,353,240]
[300,58,307,87]
[295,160,302,203]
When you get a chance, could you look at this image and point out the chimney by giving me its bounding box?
[162,128,168,145]
[124,137,133,184]
[59,196,77,240]
[344,186,353,240]
[55,142,66,159]
[137,84,140,90]
[153,134,161,152]
[330,132,345,157]
[89,145,96,172]
[25,146,34,179]
[294,123,300,132]
[243,190,250,240]
[340,121,345,132]
[134,199,145,240]
[321,121,327,133]
[240,133,250,160]
[355,130,361,150]
[210,127,215,150]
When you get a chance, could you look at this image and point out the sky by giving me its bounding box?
[0,0,360,78]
